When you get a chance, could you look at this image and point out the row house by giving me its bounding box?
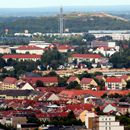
[69,53,103,64]
[2,54,41,62]
[0,90,33,100]
[16,45,45,55]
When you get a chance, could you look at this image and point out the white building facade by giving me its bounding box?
[95,116,124,130]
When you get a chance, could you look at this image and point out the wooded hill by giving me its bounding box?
[0,12,130,33]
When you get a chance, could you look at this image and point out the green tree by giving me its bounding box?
[126,80,130,89]
[67,81,81,89]
[83,33,95,42]
[41,48,67,70]
[36,80,44,87]
[0,58,6,68]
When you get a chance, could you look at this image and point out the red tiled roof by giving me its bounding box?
[36,87,65,93]
[17,45,43,50]
[3,77,17,84]
[98,46,114,51]
[72,54,102,59]
[57,45,74,50]
[108,90,130,96]
[36,112,68,118]
[96,75,104,80]
[24,77,58,84]
[59,90,106,98]
[66,104,93,111]
[2,54,41,59]
[81,78,93,84]
[119,75,129,80]
[106,77,122,83]
[67,76,78,83]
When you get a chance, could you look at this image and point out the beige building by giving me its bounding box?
[1,77,17,90]
[94,116,124,130]
[105,77,127,90]
[0,116,27,128]
[81,78,98,90]
[16,45,44,55]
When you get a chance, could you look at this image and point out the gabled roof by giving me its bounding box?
[24,77,58,84]
[81,78,93,84]
[71,54,102,59]
[67,76,78,83]
[3,77,17,84]
[106,77,122,83]
[103,104,117,113]
[2,54,41,59]
[17,45,43,50]
[21,83,34,90]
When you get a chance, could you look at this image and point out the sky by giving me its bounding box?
[0,0,130,8]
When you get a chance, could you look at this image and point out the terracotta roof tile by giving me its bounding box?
[17,45,43,50]
[2,54,41,59]
[72,54,102,59]
[3,77,17,84]
[106,77,122,83]
[81,78,93,84]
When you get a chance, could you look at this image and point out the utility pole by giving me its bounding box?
[60,7,64,36]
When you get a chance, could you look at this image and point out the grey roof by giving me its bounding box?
[0,90,33,97]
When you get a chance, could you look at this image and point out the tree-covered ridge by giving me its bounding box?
[0,13,130,33]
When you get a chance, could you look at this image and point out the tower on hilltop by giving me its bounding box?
[60,7,64,36]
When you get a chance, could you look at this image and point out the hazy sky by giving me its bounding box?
[0,0,130,8]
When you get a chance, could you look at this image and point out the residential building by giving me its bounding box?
[16,45,44,55]
[94,115,124,130]
[23,77,58,86]
[93,46,119,57]
[2,54,41,61]
[1,77,17,90]
[105,77,127,90]
[81,78,97,90]
[0,116,27,128]
[21,83,34,90]
[85,112,96,129]
[67,76,80,84]
[57,45,74,53]
[69,54,103,64]
[29,41,51,49]
[0,90,33,99]
[0,46,11,54]
[91,40,116,48]
[103,104,117,114]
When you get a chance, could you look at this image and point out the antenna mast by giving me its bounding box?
[60,7,64,36]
